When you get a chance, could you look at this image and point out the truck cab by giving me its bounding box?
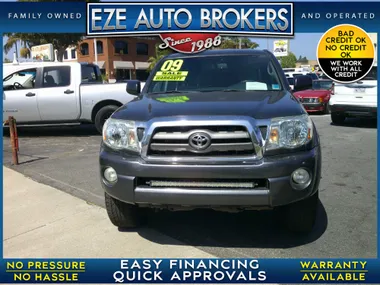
[3,62,101,123]
[3,62,136,132]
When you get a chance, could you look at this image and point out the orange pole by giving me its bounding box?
[8,116,19,165]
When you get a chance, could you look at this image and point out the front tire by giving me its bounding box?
[105,193,143,229]
[282,190,319,234]
[324,103,331,114]
[331,112,345,125]
[94,105,119,134]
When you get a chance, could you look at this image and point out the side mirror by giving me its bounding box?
[293,75,312,92]
[126,80,141,96]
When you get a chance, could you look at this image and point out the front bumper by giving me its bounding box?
[302,102,326,112]
[99,146,322,209]
[330,104,377,118]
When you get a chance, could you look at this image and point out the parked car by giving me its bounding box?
[3,62,137,133]
[294,79,333,114]
[329,65,377,124]
[287,77,295,90]
[292,72,319,80]
[99,49,322,234]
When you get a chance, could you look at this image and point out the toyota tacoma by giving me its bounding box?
[99,49,322,234]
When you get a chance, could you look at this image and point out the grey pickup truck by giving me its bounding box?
[99,49,322,234]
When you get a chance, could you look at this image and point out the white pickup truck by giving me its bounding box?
[3,62,138,133]
[329,65,377,124]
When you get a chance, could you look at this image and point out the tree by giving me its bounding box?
[278,52,297,68]
[4,58,11,63]
[218,37,259,49]
[20,47,31,58]
[3,33,85,61]
[147,44,174,72]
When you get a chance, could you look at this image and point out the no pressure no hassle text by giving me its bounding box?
[317,24,375,83]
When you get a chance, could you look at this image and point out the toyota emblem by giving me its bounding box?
[189,132,211,151]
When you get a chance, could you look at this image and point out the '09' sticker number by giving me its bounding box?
[153,59,188,81]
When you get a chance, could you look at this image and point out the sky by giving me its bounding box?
[3,33,322,61]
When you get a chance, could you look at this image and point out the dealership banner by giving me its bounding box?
[0,258,380,283]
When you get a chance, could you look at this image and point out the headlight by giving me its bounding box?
[102,119,140,152]
[266,114,313,150]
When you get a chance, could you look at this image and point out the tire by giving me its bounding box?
[331,112,346,125]
[94,105,119,134]
[324,103,331,114]
[282,190,319,234]
[105,192,143,229]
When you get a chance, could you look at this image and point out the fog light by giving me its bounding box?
[104,167,117,183]
[291,168,311,188]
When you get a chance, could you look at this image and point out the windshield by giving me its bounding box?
[363,66,377,80]
[147,54,283,93]
[3,69,36,90]
[312,80,333,90]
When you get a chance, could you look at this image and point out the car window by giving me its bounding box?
[3,68,37,91]
[42,66,71,88]
[81,65,102,83]
[312,80,332,90]
[287,77,295,85]
[147,54,283,93]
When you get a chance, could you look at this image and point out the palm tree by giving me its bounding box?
[218,37,258,49]
[240,37,259,49]
[147,44,173,72]
[3,34,21,57]
[3,33,43,60]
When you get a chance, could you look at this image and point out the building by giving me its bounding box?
[76,37,160,81]
[296,60,318,69]
[62,46,78,62]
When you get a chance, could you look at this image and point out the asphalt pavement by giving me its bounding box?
[3,115,377,259]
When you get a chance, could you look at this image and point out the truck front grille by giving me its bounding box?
[147,126,255,157]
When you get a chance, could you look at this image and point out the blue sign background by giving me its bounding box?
[0,258,380,283]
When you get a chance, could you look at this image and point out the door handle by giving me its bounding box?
[25,92,36,97]
[64,89,74,94]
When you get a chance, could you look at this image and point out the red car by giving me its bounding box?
[294,79,333,114]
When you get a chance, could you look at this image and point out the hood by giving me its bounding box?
[294,89,330,98]
[112,91,306,122]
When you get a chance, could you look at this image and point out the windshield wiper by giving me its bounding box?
[148,90,192,95]
[196,89,246,92]
[221,89,249,92]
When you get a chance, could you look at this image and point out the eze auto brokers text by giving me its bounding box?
[91,7,290,31]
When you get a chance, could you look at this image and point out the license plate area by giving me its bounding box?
[354,88,366,93]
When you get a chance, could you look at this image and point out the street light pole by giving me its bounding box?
[93,38,98,65]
